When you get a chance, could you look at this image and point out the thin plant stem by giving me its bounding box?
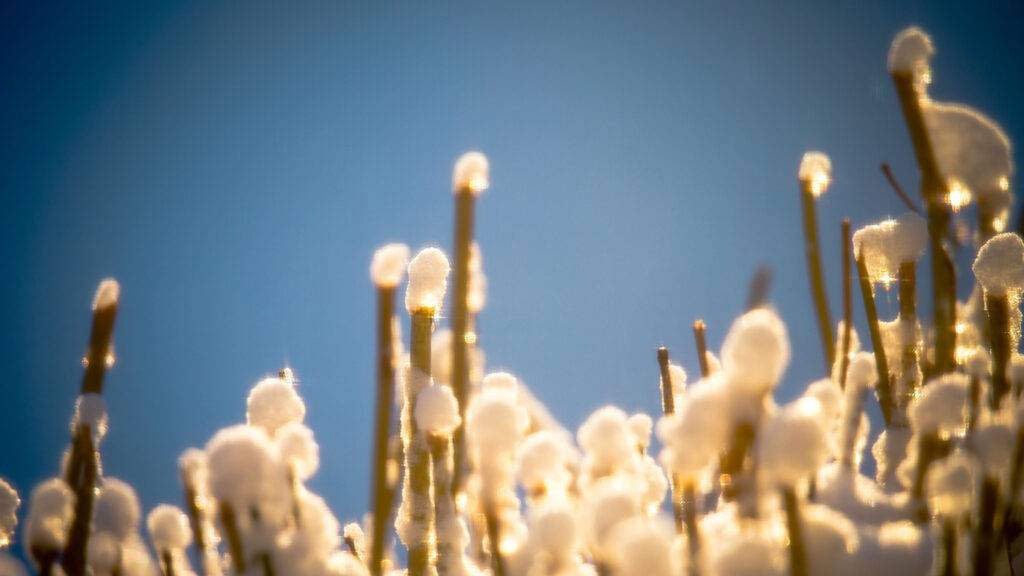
[782,488,807,576]
[369,287,397,576]
[856,254,895,427]
[682,481,701,576]
[800,180,835,371]
[406,309,436,576]
[31,547,59,576]
[657,348,684,535]
[484,504,507,576]
[720,422,756,512]
[881,163,923,215]
[911,434,951,523]
[898,261,920,403]
[892,71,957,376]
[162,550,176,576]
[81,296,118,396]
[840,381,867,471]
[429,435,459,576]
[61,424,97,576]
[180,471,208,576]
[693,321,710,379]
[451,190,476,500]
[218,502,246,574]
[838,219,853,391]
[940,521,958,576]
[746,266,773,311]
[986,293,1012,409]
[971,477,1000,576]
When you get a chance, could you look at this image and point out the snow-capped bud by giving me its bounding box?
[205,424,290,519]
[24,479,74,554]
[405,247,450,313]
[853,214,928,285]
[517,431,571,493]
[802,504,860,573]
[583,480,640,550]
[482,371,519,394]
[923,101,1013,208]
[147,504,192,553]
[925,453,977,519]
[275,422,320,480]
[803,379,843,423]
[910,374,969,437]
[87,532,120,575]
[467,388,528,454]
[759,398,831,487]
[799,151,832,196]
[657,376,731,479]
[627,414,653,451]
[721,308,791,387]
[71,393,108,444]
[370,244,410,289]
[663,363,687,401]
[92,279,120,311]
[707,527,782,576]
[973,233,1024,296]
[94,478,141,541]
[453,152,489,194]
[607,517,675,576]
[578,407,636,472]
[847,353,878,390]
[887,27,933,77]
[414,383,461,438]
[974,420,1014,478]
[963,347,992,378]
[529,500,578,555]
[247,376,306,435]
[0,554,28,576]
[0,479,19,547]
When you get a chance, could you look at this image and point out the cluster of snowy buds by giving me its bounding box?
[1,25,1022,576]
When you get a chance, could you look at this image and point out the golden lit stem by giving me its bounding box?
[910,434,951,523]
[218,502,246,574]
[81,296,118,396]
[746,266,773,311]
[969,478,1000,576]
[782,488,807,576]
[369,287,397,576]
[656,348,684,535]
[938,521,957,576]
[693,320,710,379]
[856,254,895,427]
[61,425,98,576]
[429,435,458,576]
[162,550,176,576]
[451,190,476,499]
[407,308,436,576]
[892,71,957,376]
[898,261,920,402]
[838,220,853,391]
[180,469,209,576]
[985,293,1012,410]
[483,503,507,576]
[800,180,835,371]
[683,482,701,576]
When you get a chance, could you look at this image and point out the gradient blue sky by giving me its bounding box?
[2,0,1023,550]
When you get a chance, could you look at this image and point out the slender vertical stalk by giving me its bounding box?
[31,547,59,576]
[162,550,176,576]
[657,348,684,534]
[898,261,920,403]
[370,287,397,576]
[181,474,208,576]
[856,254,895,427]
[407,309,436,576]
[911,434,951,523]
[746,266,773,311]
[451,190,476,499]
[693,321,710,379]
[838,220,853,391]
[430,435,460,576]
[801,181,834,372]
[682,482,701,576]
[986,294,1011,410]
[782,488,807,576]
[971,478,1000,576]
[218,502,246,574]
[81,292,118,396]
[892,72,957,375]
[939,521,958,576]
[720,422,756,508]
[484,504,507,576]
[61,424,97,576]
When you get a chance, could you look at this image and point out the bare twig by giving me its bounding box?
[881,164,922,215]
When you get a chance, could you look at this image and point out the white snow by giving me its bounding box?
[973,232,1024,296]
[92,278,120,310]
[247,376,306,435]
[147,504,192,552]
[0,479,18,546]
[405,247,451,313]
[414,383,461,438]
[93,478,141,541]
[799,151,832,196]
[887,27,933,76]
[453,152,490,194]
[370,244,410,289]
[721,308,791,388]
[909,374,969,436]
[275,422,321,480]
[71,393,108,444]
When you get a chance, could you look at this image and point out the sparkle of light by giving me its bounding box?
[810,172,830,197]
[469,176,489,193]
[943,182,971,212]
[994,217,1007,233]
[1000,177,1010,191]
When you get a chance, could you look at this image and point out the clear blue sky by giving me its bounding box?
[1,0,1022,550]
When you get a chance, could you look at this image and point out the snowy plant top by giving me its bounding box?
[275,422,320,480]
[909,373,968,436]
[853,212,928,282]
[606,516,675,576]
[178,447,207,485]
[93,478,141,541]
[0,478,18,546]
[578,406,637,472]
[721,307,790,387]
[657,376,732,479]
[627,413,653,450]
[405,247,450,313]
[798,151,832,196]
[24,478,74,552]
[662,363,687,400]
[529,500,578,554]
[516,431,571,492]
[146,504,192,552]
[247,375,306,435]
[925,452,976,519]
[804,379,843,422]
[758,397,831,487]
[846,352,878,390]
[370,243,410,289]
[414,382,461,437]
[92,278,120,310]
[974,419,1014,477]
[71,393,108,443]
[453,151,489,194]
[482,371,519,394]
[467,387,528,455]
[973,232,1024,296]
[924,101,1013,202]
[205,424,290,518]
[887,26,933,78]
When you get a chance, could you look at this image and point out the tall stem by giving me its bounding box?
[898,261,920,404]
[61,425,97,576]
[892,72,956,375]
[406,309,436,576]
[657,348,684,534]
[939,521,958,576]
[971,477,1000,576]
[370,287,397,576]
[801,181,834,372]
[986,293,1012,410]
[162,550,176,576]
[683,482,701,576]
[856,254,895,427]
[782,488,807,576]
[451,191,476,499]
[218,502,246,574]
[911,434,951,523]
[430,436,460,576]
[838,219,853,391]
[693,321,710,379]
[181,477,208,576]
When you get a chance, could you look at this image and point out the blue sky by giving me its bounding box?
[1,0,1023,551]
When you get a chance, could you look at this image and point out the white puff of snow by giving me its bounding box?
[178,448,207,488]
[925,452,977,518]
[414,383,462,438]
[529,500,578,555]
[147,504,192,552]
[0,479,18,546]
[847,353,878,390]
[205,424,289,519]
[665,363,687,401]
[482,371,519,394]
[467,388,529,455]
[850,521,932,575]
[578,407,637,473]
[887,27,933,75]
[247,376,306,435]
[627,414,653,451]
[657,376,732,479]
[71,393,108,444]
[721,308,791,388]
[87,531,121,575]
[296,490,342,556]
[92,278,121,310]
[909,373,969,436]
[468,242,488,314]
[803,379,843,423]
[923,101,1013,202]
[453,152,489,193]
[798,151,832,196]
[328,551,369,576]
[973,233,1024,296]
[517,431,571,493]
[370,243,410,289]
[24,478,74,552]
[582,479,640,550]
[431,329,453,386]
[974,419,1014,478]
[758,398,831,487]
[275,422,320,480]
[405,247,451,313]
[93,478,141,542]
[802,504,860,573]
[706,527,783,576]
[853,213,928,283]
[606,516,676,576]
[0,554,28,576]
[120,538,157,576]
[963,346,992,378]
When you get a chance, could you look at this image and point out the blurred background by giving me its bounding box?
[2,0,1023,548]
